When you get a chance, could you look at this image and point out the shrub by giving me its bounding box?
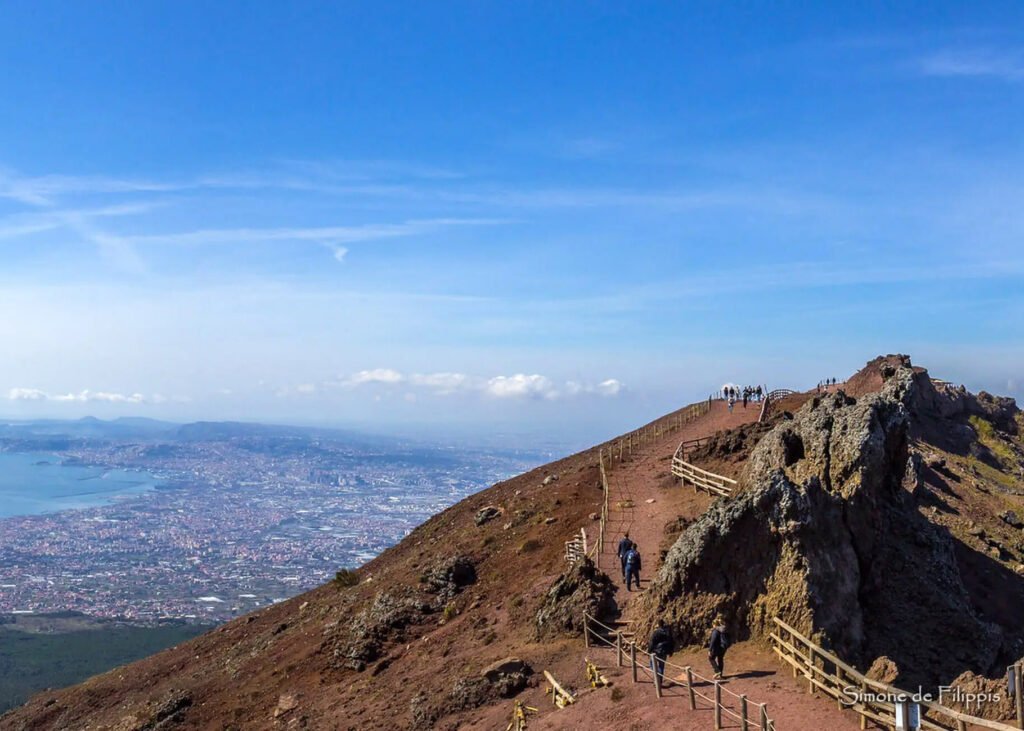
[333,569,359,588]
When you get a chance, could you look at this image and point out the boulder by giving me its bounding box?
[482,657,532,682]
[1000,511,1024,529]
[641,365,1002,688]
[475,506,502,526]
[535,557,616,640]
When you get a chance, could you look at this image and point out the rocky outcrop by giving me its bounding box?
[642,364,1004,687]
[534,558,616,640]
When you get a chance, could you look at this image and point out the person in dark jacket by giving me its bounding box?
[625,546,642,591]
[708,616,730,679]
[616,532,635,581]
[648,619,674,684]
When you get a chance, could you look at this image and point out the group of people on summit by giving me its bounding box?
[617,531,731,683]
[724,384,762,412]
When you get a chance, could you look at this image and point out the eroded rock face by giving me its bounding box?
[534,557,616,640]
[643,365,1003,687]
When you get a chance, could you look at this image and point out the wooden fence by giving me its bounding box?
[771,617,1023,731]
[671,448,737,498]
[568,399,713,569]
[597,400,711,471]
[564,528,588,565]
[758,387,798,423]
[584,612,777,730]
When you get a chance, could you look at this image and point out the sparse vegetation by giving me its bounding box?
[970,415,1017,467]
[334,569,359,588]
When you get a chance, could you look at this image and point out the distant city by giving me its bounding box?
[0,418,547,623]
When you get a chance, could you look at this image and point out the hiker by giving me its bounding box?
[742,391,748,408]
[648,619,674,685]
[616,532,635,581]
[708,616,730,679]
[625,545,642,591]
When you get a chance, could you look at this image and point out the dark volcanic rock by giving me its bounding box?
[642,365,1003,688]
[534,557,616,640]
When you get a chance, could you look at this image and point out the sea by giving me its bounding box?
[0,452,159,519]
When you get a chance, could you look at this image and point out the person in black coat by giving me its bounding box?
[648,619,674,684]
[616,532,635,581]
[624,546,642,591]
[708,616,730,679]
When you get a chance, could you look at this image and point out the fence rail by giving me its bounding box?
[584,612,776,730]
[771,617,1022,731]
[670,450,737,498]
[567,399,713,568]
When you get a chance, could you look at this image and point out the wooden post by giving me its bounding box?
[860,681,868,730]
[836,666,844,710]
[714,681,723,729]
[761,705,769,731]
[616,632,622,667]
[583,612,590,648]
[1016,662,1024,730]
[653,655,663,698]
[957,721,967,731]
[807,646,816,694]
[740,694,749,731]
[630,642,637,683]
[686,666,696,710]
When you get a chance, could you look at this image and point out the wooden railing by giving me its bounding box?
[569,399,713,569]
[759,387,798,423]
[564,528,588,565]
[597,400,711,471]
[584,612,777,730]
[771,617,1022,731]
[671,448,737,498]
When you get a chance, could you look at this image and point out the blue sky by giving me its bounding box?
[1,2,1022,441]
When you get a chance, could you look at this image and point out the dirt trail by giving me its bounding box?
[550,398,868,730]
[600,400,761,617]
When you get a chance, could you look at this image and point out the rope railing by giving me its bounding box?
[584,612,777,730]
[771,617,1022,731]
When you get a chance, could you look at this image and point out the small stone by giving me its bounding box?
[589,512,600,521]
[273,694,299,718]
[542,474,559,486]
[645,498,656,504]
[544,517,557,524]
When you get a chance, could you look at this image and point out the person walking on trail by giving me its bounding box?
[624,546,642,591]
[708,616,730,679]
[616,532,635,582]
[648,619,674,685]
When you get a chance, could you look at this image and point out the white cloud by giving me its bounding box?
[329,369,624,401]
[596,378,624,396]
[919,50,1024,82]
[340,368,406,387]
[485,374,558,400]
[330,246,348,263]
[6,388,148,403]
[7,388,48,401]
[409,372,469,394]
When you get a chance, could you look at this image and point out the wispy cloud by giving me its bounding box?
[919,49,1024,81]
[325,369,624,400]
[7,388,149,403]
[123,218,502,248]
